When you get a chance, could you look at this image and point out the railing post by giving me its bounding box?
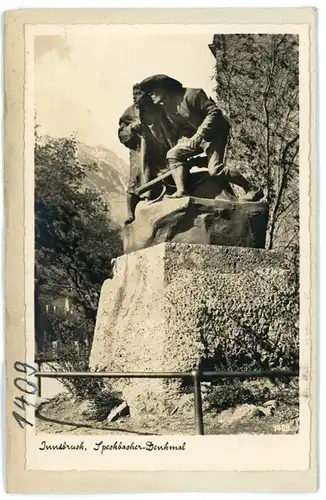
[192,368,204,435]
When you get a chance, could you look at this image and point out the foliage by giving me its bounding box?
[37,309,125,410]
[201,265,300,372]
[204,378,299,413]
[35,131,123,348]
[212,34,299,250]
[41,320,102,399]
[36,389,124,425]
[87,390,124,422]
[170,252,299,376]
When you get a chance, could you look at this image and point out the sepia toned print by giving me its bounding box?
[5,8,317,494]
[34,30,299,437]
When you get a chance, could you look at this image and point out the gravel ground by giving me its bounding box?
[35,394,299,436]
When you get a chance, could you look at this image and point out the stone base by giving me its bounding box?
[123,196,268,254]
[89,243,295,419]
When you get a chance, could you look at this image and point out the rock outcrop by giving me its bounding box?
[123,196,268,254]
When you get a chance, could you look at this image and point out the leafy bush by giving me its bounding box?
[37,311,126,420]
[170,252,300,374]
[36,310,101,399]
[54,341,102,400]
[203,378,299,413]
[87,390,123,422]
[35,133,123,350]
[207,265,299,372]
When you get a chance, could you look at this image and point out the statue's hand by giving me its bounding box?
[131,120,142,132]
[185,133,204,151]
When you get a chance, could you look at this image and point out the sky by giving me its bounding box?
[35,33,217,163]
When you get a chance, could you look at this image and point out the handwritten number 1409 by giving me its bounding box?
[12,361,37,428]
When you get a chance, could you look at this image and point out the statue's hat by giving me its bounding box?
[139,74,183,93]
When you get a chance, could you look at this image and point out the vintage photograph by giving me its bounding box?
[34,30,301,437]
[5,6,318,492]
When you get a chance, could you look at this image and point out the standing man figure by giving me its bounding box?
[118,84,174,224]
[139,74,264,201]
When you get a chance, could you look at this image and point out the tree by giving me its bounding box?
[211,34,299,251]
[35,132,123,348]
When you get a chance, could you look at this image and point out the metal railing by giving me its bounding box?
[35,367,299,435]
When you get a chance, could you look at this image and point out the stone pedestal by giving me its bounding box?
[89,243,295,419]
[123,197,269,254]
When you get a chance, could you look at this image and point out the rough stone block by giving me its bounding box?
[123,196,268,254]
[89,243,297,419]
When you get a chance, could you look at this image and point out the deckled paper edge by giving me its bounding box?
[4,7,317,494]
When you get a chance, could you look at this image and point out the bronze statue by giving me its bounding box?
[118,84,174,224]
[139,74,264,201]
[118,75,263,224]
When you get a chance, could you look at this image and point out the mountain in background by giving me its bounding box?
[39,135,129,226]
[76,142,129,226]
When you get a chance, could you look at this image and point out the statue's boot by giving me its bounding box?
[240,187,264,202]
[224,168,264,202]
[125,192,141,225]
[167,161,189,198]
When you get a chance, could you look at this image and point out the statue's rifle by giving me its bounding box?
[137,99,149,194]
[126,164,183,222]
[134,164,182,198]
[135,94,203,200]
[134,156,212,198]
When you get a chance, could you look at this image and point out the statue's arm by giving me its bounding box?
[118,108,140,149]
[189,89,222,141]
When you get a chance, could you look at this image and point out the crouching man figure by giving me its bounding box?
[139,74,264,201]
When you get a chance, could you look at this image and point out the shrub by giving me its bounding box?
[53,340,103,400]
[169,252,300,374]
[39,336,124,421]
[86,390,124,422]
[203,377,299,413]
